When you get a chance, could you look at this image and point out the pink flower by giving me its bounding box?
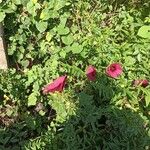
[42,75,67,94]
[106,63,123,78]
[86,65,96,81]
[132,79,149,88]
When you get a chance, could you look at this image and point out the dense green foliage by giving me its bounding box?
[0,0,150,149]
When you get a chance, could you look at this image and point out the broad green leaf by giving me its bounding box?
[57,26,69,35]
[60,16,68,28]
[40,9,50,20]
[36,21,48,33]
[145,93,150,107]
[48,10,59,18]
[61,35,74,45]
[26,1,40,16]
[0,12,6,22]
[21,60,30,68]
[26,1,34,14]
[65,45,71,53]
[137,26,150,39]
[54,0,66,11]
[71,43,83,54]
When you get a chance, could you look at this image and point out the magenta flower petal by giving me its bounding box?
[42,75,67,94]
[86,65,96,81]
[106,63,123,78]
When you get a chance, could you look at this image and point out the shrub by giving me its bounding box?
[0,0,150,149]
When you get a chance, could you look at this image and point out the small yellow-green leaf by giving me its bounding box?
[28,93,37,106]
[137,26,150,39]
[46,32,53,41]
[32,0,37,4]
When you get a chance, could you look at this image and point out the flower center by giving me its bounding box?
[110,66,116,72]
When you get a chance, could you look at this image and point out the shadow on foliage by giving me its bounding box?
[0,104,56,150]
[42,75,150,150]
[0,75,150,150]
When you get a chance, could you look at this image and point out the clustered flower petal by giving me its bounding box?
[106,63,123,78]
[42,75,67,94]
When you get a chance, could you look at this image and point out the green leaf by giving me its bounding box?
[0,12,6,22]
[57,26,69,35]
[59,50,66,58]
[26,1,41,16]
[6,109,13,116]
[13,0,21,5]
[137,26,150,39]
[50,98,67,123]
[28,93,37,106]
[125,56,136,66]
[36,21,48,33]
[71,43,83,54]
[21,60,30,68]
[26,1,34,14]
[32,0,37,4]
[39,110,45,116]
[46,32,53,41]
[40,8,50,20]
[145,93,150,107]
[54,0,66,11]
[20,0,29,5]
[60,15,68,28]
[61,35,74,45]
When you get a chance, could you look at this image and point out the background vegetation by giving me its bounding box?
[0,0,150,149]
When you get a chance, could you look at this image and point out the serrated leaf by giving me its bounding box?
[137,26,150,39]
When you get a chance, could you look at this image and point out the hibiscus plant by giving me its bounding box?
[0,0,150,150]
